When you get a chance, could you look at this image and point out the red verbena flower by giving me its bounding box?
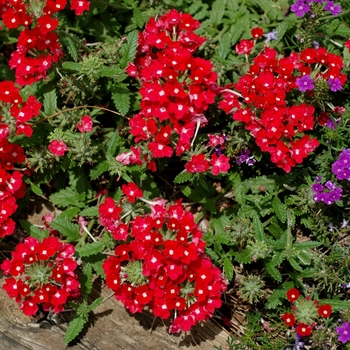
[286,288,300,302]
[48,140,68,156]
[281,312,296,327]
[318,304,332,318]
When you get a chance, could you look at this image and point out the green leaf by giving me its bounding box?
[60,207,80,220]
[85,253,105,278]
[120,30,139,69]
[64,316,86,344]
[106,130,119,161]
[223,257,234,280]
[88,297,104,312]
[43,90,57,115]
[264,261,282,282]
[238,205,258,218]
[210,0,226,26]
[76,241,105,257]
[100,66,125,77]
[293,241,321,250]
[20,219,49,241]
[253,216,265,241]
[51,216,80,242]
[230,172,244,204]
[111,83,130,116]
[289,257,303,271]
[90,160,110,180]
[174,171,193,184]
[210,215,231,235]
[265,289,285,309]
[62,62,81,71]
[319,300,350,311]
[296,250,312,265]
[50,187,85,208]
[62,35,79,62]
[217,33,232,60]
[80,263,93,296]
[272,196,287,223]
[234,248,253,264]
[79,206,99,217]
[29,181,43,196]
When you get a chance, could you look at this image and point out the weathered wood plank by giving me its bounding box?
[0,270,229,350]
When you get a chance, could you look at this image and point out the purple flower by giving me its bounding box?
[236,149,256,166]
[328,78,342,92]
[291,1,311,17]
[324,1,342,16]
[296,75,315,92]
[312,177,342,205]
[263,30,278,43]
[336,322,350,343]
[332,149,350,181]
[325,118,339,129]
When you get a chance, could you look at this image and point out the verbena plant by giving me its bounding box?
[0,0,350,347]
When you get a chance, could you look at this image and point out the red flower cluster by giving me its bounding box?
[0,0,90,86]
[219,44,347,172]
[120,9,220,171]
[99,187,226,333]
[1,236,80,315]
[281,288,332,337]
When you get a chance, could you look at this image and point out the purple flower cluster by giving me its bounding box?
[336,322,350,343]
[236,149,256,166]
[291,0,342,17]
[296,75,315,92]
[332,149,350,181]
[312,177,342,205]
[325,118,339,130]
[328,78,342,92]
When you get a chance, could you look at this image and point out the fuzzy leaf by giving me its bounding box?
[238,205,258,218]
[210,216,231,235]
[43,90,57,115]
[29,182,43,196]
[223,257,234,280]
[289,257,303,271]
[50,187,85,208]
[62,35,79,62]
[253,216,265,241]
[90,160,110,180]
[76,241,105,257]
[60,207,80,220]
[88,297,104,312]
[84,253,105,278]
[80,263,93,296]
[62,62,81,71]
[210,0,226,25]
[79,206,99,217]
[106,130,119,161]
[111,83,130,116]
[51,216,80,242]
[174,171,193,184]
[120,30,139,69]
[100,66,125,77]
[319,300,350,311]
[272,196,287,223]
[264,261,282,282]
[234,248,253,264]
[265,289,285,309]
[217,33,232,60]
[20,219,49,241]
[64,316,86,344]
[293,241,321,250]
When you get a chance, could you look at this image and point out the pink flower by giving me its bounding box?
[76,115,93,132]
[48,140,68,156]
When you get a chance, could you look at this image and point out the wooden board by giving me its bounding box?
[0,270,230,350]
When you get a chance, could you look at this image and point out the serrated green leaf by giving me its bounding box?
[84,253,105,278]
[106,130,119,161]
[51,216,80,242]
[296,250,312,265]
[217,34,231,60]
[264,261,282,282]
[90,160,110,180]
[223,258,234,280]
[120,30,139,69]
[289,257,303,271]
[253,216,265,241]
[79,206,99,217]
[293,241,321,250]
[238,205,257,218]
[210,215,231,235]
[210,0,226,26]
[76,241,105,257]
[88,297,104,312]
[319,300,350,311]
[203,199,217,213]
[80,263,93,296]
[111,83,130,116]
[231,173,245,204]
[272,196,287,223]
[100,66,125,77]
[43,90,57,115]
[64,316,86,344]
[265,289,285,309]
[62,62,81,71]
[29,182,43,196]
[174,171,193,184]
[60,207,80,220]
[19,219,49,241]
[234,248,253,264]
[50,187,85,208]
[62,35,79,62]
